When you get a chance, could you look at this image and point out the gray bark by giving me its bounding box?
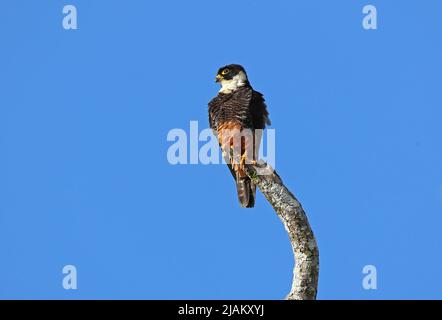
[244,162,319,300]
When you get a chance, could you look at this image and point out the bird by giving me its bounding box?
[208,64,271,208]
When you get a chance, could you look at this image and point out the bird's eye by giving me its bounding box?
[222,69,230,75]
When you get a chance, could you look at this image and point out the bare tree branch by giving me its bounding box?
[244,162,319,300]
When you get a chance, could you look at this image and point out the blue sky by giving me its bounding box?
[1,1,441,299]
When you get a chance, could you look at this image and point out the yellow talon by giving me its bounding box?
[240,154,247,170]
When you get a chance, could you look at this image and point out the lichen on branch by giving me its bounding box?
[244,162,319,300]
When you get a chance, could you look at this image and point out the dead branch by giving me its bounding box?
[244,162,319,300]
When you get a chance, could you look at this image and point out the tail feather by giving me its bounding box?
[236,177,256,208]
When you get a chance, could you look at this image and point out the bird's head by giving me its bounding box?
[215,64,249,93]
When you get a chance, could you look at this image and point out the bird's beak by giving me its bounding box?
[215,74,223,83]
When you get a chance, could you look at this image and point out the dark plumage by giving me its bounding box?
[208,64,271,208]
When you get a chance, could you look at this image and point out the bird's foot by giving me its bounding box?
[239,154,250,171]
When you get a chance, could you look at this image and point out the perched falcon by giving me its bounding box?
[208,64,271,208]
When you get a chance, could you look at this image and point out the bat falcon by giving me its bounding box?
[208,64,271,208]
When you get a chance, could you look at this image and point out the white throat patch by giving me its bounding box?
[219,71,248,94]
